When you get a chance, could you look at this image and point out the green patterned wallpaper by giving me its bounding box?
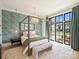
[2,10,26,43]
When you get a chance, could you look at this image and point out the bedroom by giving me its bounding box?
[0,0,79,59]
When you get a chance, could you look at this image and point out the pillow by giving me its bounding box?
[30,31,35,36]
[23,31,36,37]
[23,32,27,36]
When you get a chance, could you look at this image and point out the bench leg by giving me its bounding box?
[32,49,39,59]
[36,51,38,59]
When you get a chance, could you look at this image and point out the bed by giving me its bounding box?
[21,31,49,55]
[19,16,51,56]
[21,31,47,46]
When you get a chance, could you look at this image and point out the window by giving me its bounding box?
[24,23,35,31]
[60,15,64,22]
[64,22,71,45]
[70,12,72,20]
[50,12,72,45]
[21,24,24,31]
[64,12,72,21]
[51,17,55,23]
[50,17,55,40]
[56,15,64,22]
[64,12,71,45]
[64,13,70,21]
[55,23,63,43]
[56,16,60,22]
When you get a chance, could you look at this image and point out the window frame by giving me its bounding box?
[49,12,72,45]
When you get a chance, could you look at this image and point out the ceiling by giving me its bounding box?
[0,0,79,16]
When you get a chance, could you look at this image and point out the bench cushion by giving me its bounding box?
[32,42,52,59]
[33,42,52,51]
[23,39,48,54]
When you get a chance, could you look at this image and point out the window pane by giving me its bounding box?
[56,23,63,43]
[21,24,24,31]
[60,15,64,22]
[56,23,60,41]
[70,12,72,20]
[65,13,70,21]
[56,15,63,22]
[56,16,60,22]
[51,17,55,23]
[65,22,71,45]
[65,23,70,30]
[25,24,28,30]
[50,23,55,40]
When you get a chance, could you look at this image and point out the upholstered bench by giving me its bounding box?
[32,42,52,59]
[23,39,48,54]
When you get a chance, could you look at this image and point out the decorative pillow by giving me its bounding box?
[23,32,27,36]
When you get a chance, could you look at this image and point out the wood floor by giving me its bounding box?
[2,41,79,59]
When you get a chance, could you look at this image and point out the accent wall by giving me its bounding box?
[2,10,26,43]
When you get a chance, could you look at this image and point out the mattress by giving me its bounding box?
[21,35,40,45]
[21,35,47,46]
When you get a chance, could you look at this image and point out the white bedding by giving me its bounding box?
[23,39,48,54]
[21,35,40,45]
[21,31,40,45]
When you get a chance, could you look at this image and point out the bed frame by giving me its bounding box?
[19,16,50,56]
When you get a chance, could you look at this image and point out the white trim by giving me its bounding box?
[2,8,39,17]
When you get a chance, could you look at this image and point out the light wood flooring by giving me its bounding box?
[2,41,79,59]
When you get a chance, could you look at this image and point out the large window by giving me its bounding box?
[56,23,63,43]
[64,12,72,45]
[50,17,55,40]
[50,12,72,45]
[55,15,64,43]
[64,22,71,44]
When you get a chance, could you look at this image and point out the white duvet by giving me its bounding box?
[21,35,40,45]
